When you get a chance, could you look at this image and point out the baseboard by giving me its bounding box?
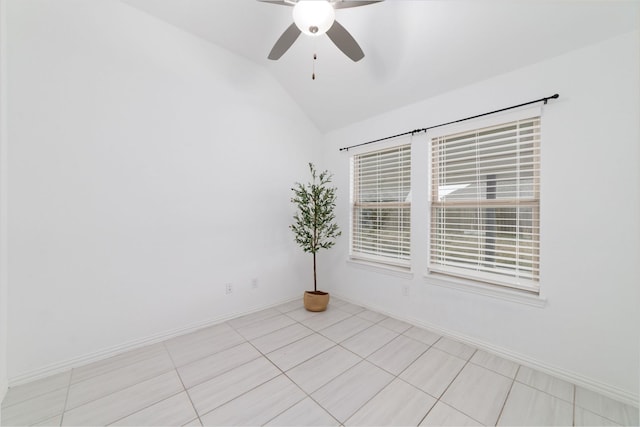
[7,296,299,388]
[332,293,639,408]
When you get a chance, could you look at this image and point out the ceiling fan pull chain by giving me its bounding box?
[312,53,317,80]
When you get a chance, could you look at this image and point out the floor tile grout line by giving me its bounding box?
[272,307,354,424]
[7,376,72,427]
[179,352,262,391]
[69,344,168,386]
[105,389,189,426]
[494,365,519,426]
[571,385,576,426]
[230,309,346,349]
[272,341,344,382]
[339,373,396,425]
[316,318,377,345]
[268,309,360,348]
[305,306,635,427]
[2,345,165,411]
[341,337,439,425]
[258,308,360,374]
[335,329,400,361]
[167,333,249,371]
[226,308,284,330]
[573,390,638,426]
[400,328,442,346]
[230,308,360,373]
[254,309,373,425]
[510,380,575,406]
[0,379,71,412]
[366,344,431,379]
[391,343,434,379]
[430,347,490,425]
[395,329,437,347]
[10,300,634,427]
[161,341,203,427]
[436,397,487,427]
[253,329,316,356]
[262,362,342,426]
[64,347,177,393]
[309,315,430,425]
[466,360,521,383]
[416,399,436,426]
[233,314,307,342]
[58,367,74,426]
[432,336,478,361]
[54,366,182,426]
[162,323,239,346]
[207,304,430,422]
[262,337,335,372]
[177,346,268,391]
[193,368,282,421]
[61,364,177,414]
[291,347,364,396]
[300,317,360,336]
[400,335,441,349]
[197,328,312,424]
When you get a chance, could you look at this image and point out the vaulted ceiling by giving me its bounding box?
[123,0,639,132]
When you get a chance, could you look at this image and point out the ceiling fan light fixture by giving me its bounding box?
[292,1,335,36]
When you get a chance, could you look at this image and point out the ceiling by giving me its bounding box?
[123,0,639,132]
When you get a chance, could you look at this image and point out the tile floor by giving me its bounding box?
[2,298,638,426]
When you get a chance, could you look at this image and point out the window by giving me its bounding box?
[351,144,411,268]
[429,116,540,292]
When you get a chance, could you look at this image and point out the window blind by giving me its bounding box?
[351,144,411,267]
[430,117,540,292]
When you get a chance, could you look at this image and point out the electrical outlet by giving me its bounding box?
[252,278,258,289]
[225,283,233,295]
[402,285,410,296]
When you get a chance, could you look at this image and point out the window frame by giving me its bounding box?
[349,139,412,270]
[426,107,542,294]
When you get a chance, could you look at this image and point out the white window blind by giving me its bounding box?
[351,144,411,267]
[430,117,540,292]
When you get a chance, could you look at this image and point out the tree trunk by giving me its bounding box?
[313,251,317,292]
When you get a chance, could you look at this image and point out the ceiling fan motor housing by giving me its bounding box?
[292,1,335,36]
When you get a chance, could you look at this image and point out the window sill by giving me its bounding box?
[347,258,414,279]
[424,272,547,308]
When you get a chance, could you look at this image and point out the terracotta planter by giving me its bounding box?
[303,291,330,312]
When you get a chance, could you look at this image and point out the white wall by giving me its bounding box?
[0,0,9,406]
[5,0,320,382]
[320,31,640,404]
[4,0,639,409]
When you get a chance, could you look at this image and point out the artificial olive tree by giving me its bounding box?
[290,163,341,292]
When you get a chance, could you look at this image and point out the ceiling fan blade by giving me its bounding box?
[258,0,383,8]
[268,23,302,60]
[326,20,365,62]
[258,0,294,6]
[332,1,384,9]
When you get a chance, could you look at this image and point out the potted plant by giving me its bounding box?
[290,163,341,312]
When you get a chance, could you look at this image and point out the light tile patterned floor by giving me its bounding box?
[2,298,638,426]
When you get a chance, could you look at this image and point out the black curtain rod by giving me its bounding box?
[338,93,559,152]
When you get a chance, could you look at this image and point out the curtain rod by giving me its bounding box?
[338,93,559,152]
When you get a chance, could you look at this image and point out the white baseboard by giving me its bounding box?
[332,293,639,408]
[7,296,299,388]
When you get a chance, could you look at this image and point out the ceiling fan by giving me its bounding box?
[259,0,383,62]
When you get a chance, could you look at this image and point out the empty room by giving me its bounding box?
[0,0,639,425]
